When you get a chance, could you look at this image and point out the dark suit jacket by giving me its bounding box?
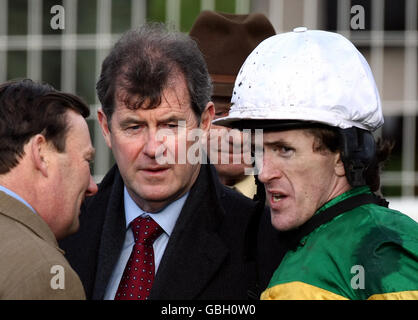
[60,164,288,300]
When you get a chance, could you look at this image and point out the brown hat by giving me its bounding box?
[189,11,275,97]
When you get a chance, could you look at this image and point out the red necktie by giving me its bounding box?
[115,216,163,300]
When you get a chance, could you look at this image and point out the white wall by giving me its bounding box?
[387,198,418,222]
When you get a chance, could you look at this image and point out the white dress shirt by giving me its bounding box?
[104,186,188,300]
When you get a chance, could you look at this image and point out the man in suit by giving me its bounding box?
[189,11,275,199]
[60,22,287,300]
[0,79,98,299]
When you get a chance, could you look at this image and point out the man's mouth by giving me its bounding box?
[272,194,286,202]
[267,189,288,204]
[141,166,170,174]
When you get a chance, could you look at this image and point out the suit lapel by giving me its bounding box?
[92,169,126,300]
[150,165,229,299]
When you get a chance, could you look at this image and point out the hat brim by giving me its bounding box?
[211,74,236,97]
[212,82,234,97]
[213,117,331,131]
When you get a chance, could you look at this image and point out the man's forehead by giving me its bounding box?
[263,129,312,142]
[115,86,191,113]
[114,101,192,119]
[264,129,295,138]
[65,115,94,154]
[116,69,190,104]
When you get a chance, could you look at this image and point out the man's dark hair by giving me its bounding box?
[306,126,394,192]
[0,79,90,174]
[96,22,212,125]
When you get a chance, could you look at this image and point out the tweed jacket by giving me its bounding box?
[0,191,85,300]
[60,164,288,300]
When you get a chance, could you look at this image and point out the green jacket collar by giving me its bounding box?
[316,186,371,216]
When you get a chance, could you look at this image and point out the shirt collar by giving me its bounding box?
[123,186,188,237]
[0,185,36,214]
[315,186,371,215]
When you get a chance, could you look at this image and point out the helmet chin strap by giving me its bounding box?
[338,127,376,187]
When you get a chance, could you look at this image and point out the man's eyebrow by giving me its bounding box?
[159,115,186,123]
[119,116,144,126]
[85,148,96,160]
[263,139,294,148]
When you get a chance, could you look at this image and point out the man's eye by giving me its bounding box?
[87,159,94,171]
[280,146,294,155]
[126,125,142,131]
[159,123,179,129]
[273,146,294,156]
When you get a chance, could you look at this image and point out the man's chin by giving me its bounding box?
[56,220,80,240]
[270,210,297,232]
[132,187,179,211]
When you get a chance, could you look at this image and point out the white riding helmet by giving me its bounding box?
[213,27,384,132]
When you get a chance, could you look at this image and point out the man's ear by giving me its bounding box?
[334,152,346,177]
[199,101,215,133]
[30,134,49,177]
[97,108,112,149]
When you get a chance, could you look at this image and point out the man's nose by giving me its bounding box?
[86,175,98,197]
[143,129,160,158]
[258,152,283,184]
